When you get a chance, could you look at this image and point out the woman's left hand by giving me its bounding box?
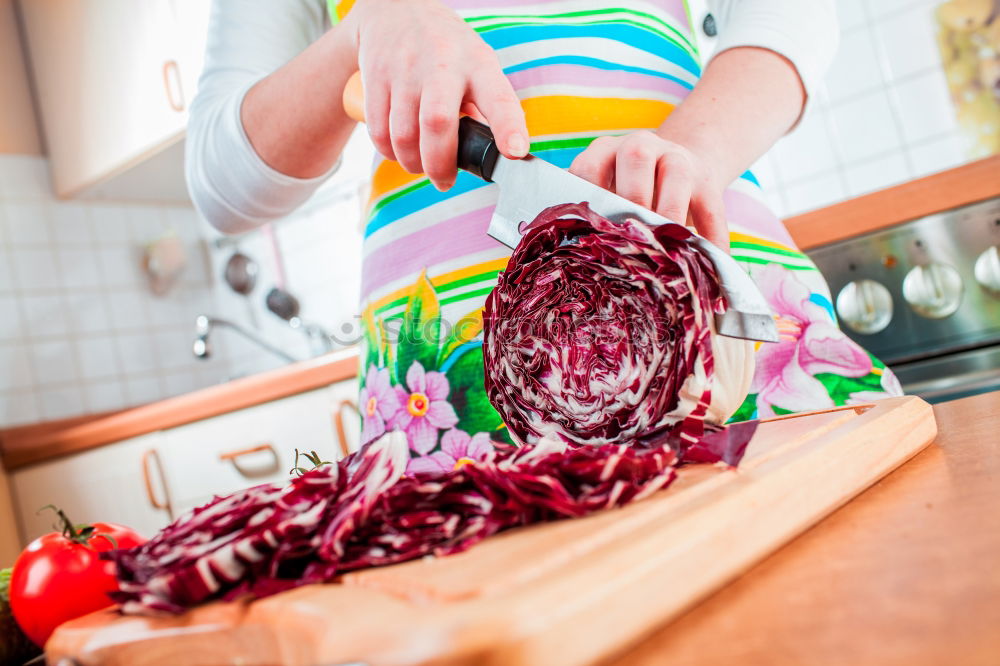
[568,130,730,251]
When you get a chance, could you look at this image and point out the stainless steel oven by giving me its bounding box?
[807,197,1000,403]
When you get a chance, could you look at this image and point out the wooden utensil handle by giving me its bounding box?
[341,72,499,181]
[342,71,366,123]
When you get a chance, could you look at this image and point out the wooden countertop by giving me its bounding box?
[784,154,1000,250]
[0,349,359,471]
[613,390,1000,666]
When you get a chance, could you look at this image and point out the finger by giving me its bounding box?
[364,75,395,161]
[569,136,619,190]
[389,86,423,173]
[614,136,658,209]
[690,194,730,251]
[419,81,462,191]
[459,101,487,124]
[652,152,693,225]
[468,73,529,159]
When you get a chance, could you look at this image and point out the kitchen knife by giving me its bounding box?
[343,73,778,343]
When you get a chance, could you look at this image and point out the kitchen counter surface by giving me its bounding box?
[612,390,1000,666]
[0,349,359,471]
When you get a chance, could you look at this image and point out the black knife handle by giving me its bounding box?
[457,117,500,182]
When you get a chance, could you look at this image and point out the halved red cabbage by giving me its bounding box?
[483,202,743,455]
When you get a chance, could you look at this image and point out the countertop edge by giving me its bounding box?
[0,349,360,471]
[784,154,1000,250]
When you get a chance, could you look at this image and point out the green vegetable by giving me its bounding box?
[0,567,41,666]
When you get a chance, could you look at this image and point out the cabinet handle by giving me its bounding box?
[162,59,185,112]
[333,399,359,458]
[219,443,280,478]
[141,449,174,520]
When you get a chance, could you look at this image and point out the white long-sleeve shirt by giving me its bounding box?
[186,0,838,233]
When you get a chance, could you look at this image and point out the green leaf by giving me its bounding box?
[445,347,503,435]
[437,307,484,367]
[396,270,442,379]
[727,394,759,423]
[360,305,382,373]
[815,371,884,404]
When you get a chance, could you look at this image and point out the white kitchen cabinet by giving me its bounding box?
[10,432,174,543]
[17,0,210,202]
[10,377,359,542]
[156,381,356,518]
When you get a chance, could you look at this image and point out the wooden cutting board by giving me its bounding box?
[47,396,937,666]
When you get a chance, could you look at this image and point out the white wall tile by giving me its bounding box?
[0,389,40,426]
[825,27,884,104]
[153,328,199,370]
[875,4,942,81]
[49,203,94,245]
[97,246,144,287]
[29,340,80,386]
[772,109,841,182]
[162,369,199,398]
[0,252,15,292]
[84,379,127,413]
[892,68,958,144]
[89,205,132,243]
[123,375,165,406]
[64,291,113,335]
[869,0,936,20]
[106,288,151,331]
[0,343,35,391]
[57,247,104,289]
[127,206,168,243]
[116,332,161,374]
[20,293,71,338]
[844,152,913,196]
[164,207,203,243]
[74,336,123,381]
[38,385,87,421]
[836,0,869,30]
[3,202,52,245]
[0,158,234,426]
[11,247,61,291]
[783,172,848,216]
[829,89,903,163]
[0,295,24,342]
[907,132,969,177]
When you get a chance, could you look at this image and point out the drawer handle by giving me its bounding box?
[141,449,174,520]
[333,399,359,458]
[162,59,185,112]
[219,443,281,478]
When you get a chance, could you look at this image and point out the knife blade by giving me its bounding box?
[456,118,779,343]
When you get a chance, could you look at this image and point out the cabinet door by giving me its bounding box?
[10,432,173,543]
[329,377,361,456]
[18,0,189,198]
[157,389,342,517]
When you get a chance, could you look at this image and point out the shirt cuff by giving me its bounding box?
[709,3,839,129]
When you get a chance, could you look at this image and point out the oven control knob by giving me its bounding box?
[836,279,893,334]
[902,262,963,319]
[974,246,1000,296]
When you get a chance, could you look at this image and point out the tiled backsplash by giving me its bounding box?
[0,155,231,426]
[746,0,981,218]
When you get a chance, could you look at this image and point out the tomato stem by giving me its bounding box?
[37,505,118,549]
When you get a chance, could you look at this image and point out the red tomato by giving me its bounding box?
[8,508,145,647]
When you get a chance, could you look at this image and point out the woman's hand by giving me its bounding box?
[569,130,730,250]
[342,0,529,190]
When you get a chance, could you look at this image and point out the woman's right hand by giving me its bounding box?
[340,0,529,191]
